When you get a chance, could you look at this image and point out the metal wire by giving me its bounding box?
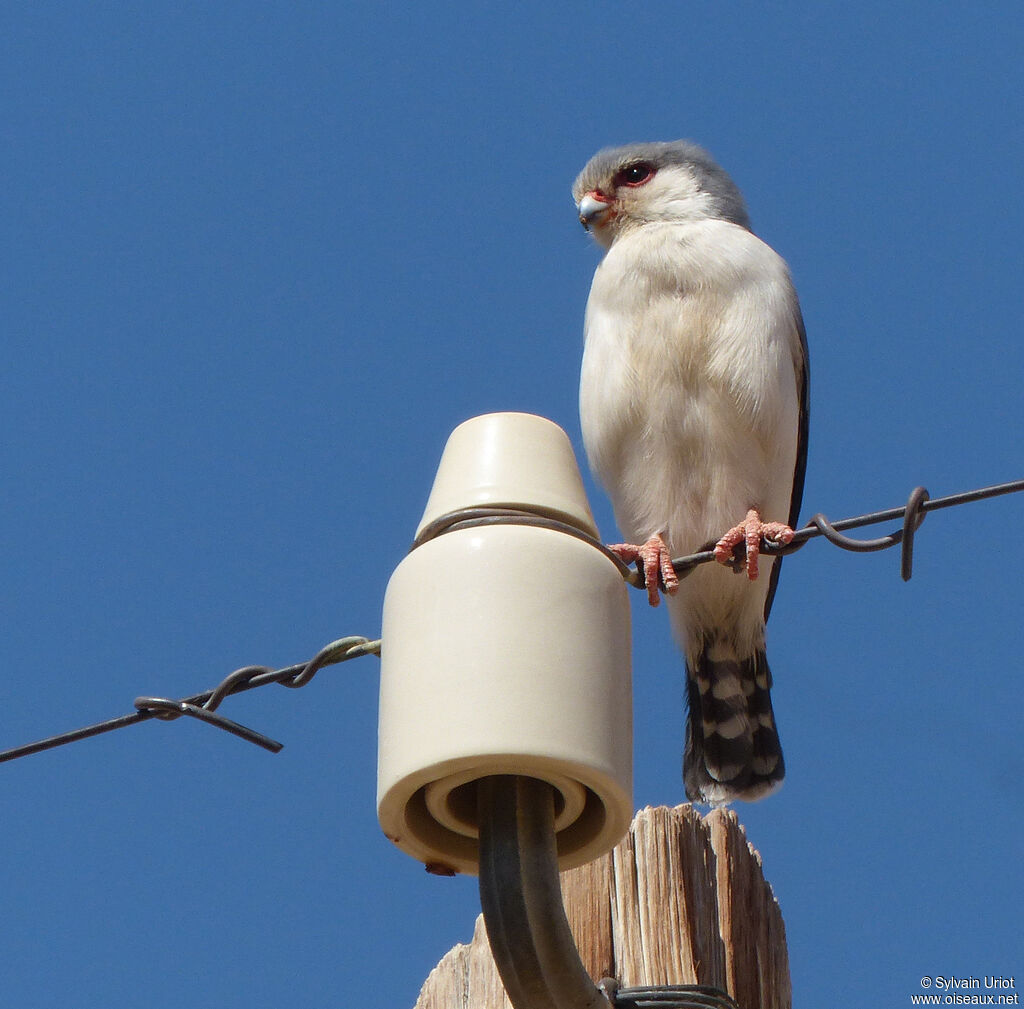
[1,477,1020,767]
[606,983,740,1009]
[666,478,1024,583]
[0,636,381,765]
[412,506,637,581]
[413,479,1022,591]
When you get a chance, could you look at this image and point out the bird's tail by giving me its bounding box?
[683,636,784,805]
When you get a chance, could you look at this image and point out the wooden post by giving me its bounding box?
[413,805,790,1009]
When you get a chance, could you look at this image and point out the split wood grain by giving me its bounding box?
[413,804,790,1009]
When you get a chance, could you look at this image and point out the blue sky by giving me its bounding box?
[2,3,1021,1007]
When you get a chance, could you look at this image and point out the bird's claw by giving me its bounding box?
[608,534,679,607]
[713,509,794,581]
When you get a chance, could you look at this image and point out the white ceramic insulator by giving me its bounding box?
[377,413,633,876]
[415,412,600,539]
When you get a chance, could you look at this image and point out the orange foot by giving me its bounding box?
[714,508,795,581]
[608,533,679,607]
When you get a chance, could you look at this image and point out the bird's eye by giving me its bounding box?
[614,162,655,188]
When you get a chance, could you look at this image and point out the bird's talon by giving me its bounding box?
[714,509,795,581]
[609,534,677,607]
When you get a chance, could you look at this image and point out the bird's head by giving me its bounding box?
[572,140,751,249]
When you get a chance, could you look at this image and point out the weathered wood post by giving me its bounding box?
[413,804,790,1009]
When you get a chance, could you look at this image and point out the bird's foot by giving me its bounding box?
[713,509,794,581]
[608,534,678,607]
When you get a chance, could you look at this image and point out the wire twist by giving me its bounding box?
[665,480,1019,586]
[1,477,1020,766]
[1,636,380,764]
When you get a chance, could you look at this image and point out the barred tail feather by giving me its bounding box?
[683,638,784,805]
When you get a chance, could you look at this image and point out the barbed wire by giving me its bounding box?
[1,477,1020,767]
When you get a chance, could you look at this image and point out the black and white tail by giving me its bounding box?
[683,636,784,805]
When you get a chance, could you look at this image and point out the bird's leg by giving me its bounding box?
[607,533,679,607]
[713,508,794,581]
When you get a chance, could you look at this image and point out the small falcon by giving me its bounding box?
[573,140,809,804]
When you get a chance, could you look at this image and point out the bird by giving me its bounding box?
[572,140,809,805]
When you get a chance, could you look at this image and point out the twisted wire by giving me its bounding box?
[1,477,1020,766]
[0,636,380,764]
[665,479,1022,584]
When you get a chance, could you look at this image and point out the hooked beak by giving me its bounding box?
[577,191,613,232]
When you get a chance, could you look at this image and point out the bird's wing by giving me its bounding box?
[763,304,809,622]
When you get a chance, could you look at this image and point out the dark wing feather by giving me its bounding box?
[763,304,809,622]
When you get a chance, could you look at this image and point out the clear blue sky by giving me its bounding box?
[2,4,1021,1007]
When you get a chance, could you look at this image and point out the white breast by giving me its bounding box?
[580,218,802,637]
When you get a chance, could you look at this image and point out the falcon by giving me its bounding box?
[573,140,809,804]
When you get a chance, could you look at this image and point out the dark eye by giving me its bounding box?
[614,162,655,188]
